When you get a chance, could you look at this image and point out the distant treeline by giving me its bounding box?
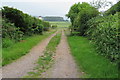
[42,16,66,21]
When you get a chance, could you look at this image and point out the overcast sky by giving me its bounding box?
[1,0,118,19]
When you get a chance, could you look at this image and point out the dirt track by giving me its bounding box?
[2,32,57,78]
[41,30,82,78]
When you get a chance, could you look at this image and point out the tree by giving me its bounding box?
[66,2,99,36]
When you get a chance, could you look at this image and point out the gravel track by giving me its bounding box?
[2,32,57,78]
[41,30,82,78]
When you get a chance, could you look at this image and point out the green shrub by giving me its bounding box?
[42,21,50,31]
[2,6,50,35]
[86,13,119,62]
[2,18,24,41]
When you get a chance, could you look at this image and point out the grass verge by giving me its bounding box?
[67,36,118,78]
[24,32,61,78]
[2,31,55,66]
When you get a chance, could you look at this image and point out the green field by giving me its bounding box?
[49,21,71,27]
[67,36,118,78]
[2,31,55,66]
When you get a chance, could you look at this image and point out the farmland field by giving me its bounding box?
[49,21,71,28]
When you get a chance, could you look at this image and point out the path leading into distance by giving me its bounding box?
[41,30,83,78]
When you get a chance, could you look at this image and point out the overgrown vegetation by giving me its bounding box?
[2,19,24,47]
[68,36,118,78]
[24,32,61,78]
[86,13,119,62]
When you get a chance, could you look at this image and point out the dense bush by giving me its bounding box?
[2,18,24,48]
[42,21,50,31]
[86,13,119,62]
[2,18,24,41]
[2,6,50,35]
[66,2,99,36]
[2,6,27,32]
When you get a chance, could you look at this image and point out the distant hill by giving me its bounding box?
[42,16,64,21]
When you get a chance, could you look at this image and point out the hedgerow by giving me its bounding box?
[2,18,24,43]
[2,6,51,48]
[67,1,119,63]
[2,6,51,35]
[86,13,119,62]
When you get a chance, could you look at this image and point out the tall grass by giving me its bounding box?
[2,31,55,66]
[67,36,118,78]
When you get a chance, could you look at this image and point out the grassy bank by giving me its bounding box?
[2,31,55,66]
[25,32,61,78]
[67,36,118,78]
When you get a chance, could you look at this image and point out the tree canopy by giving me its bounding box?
[66,2,99,35]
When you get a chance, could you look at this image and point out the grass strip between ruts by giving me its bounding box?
[24,32,61,78]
